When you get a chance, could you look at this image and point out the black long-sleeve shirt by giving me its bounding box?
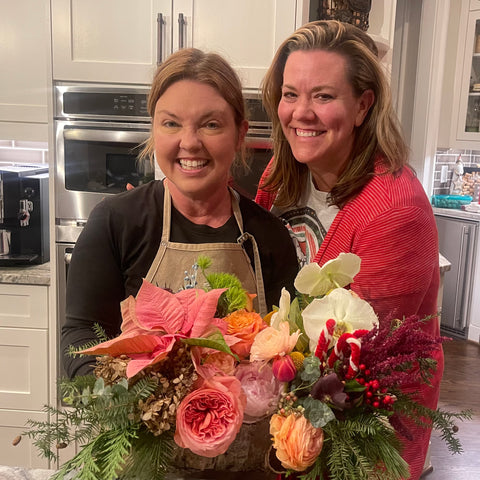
[62,180,298,377]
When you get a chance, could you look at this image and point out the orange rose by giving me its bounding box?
[224,309,266,358]
[270,413,324,471]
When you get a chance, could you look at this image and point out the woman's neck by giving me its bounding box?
[165,180,232,228]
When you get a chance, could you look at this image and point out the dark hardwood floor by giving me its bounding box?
[423,338,480,479]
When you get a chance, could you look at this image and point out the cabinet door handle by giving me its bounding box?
[453,225,470,328]
[178,13,185,49]
[157,13,165,65]
[64,252,72,265]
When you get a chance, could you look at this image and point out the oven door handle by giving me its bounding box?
[63,128,150,144]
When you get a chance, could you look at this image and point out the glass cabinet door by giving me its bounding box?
[465,18,480,132]
[458,11,480,140]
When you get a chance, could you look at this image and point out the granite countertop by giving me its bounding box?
[0,466,55,480]
[0,262,50,286]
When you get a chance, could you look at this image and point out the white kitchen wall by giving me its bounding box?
[0,140,48,166]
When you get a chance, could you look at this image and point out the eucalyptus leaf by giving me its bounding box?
[301,396,336,428]
[301,355,322,383]
[93,378,105,395]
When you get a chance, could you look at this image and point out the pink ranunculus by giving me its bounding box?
[250,321,300,362]
[202,351,237,376]
[174,375,245,457]
[234,362,282,423]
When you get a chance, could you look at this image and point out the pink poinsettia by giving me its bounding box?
[81,280,226,378]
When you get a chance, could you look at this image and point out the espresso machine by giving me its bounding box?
[0,165,50,265]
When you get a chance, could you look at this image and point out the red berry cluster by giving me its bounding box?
[355,364,396,410]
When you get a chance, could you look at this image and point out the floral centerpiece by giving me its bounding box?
[21,255,470,480]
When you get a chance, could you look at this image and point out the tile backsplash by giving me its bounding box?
[0,140,48,166]
[433,148,480,197]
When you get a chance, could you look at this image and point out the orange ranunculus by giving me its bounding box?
[224,309,266,358]
[270,413,324,471]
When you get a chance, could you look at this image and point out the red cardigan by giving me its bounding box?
[256,162,440,334]
[257,161,443,480]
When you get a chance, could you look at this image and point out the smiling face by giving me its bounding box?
[278,50,373,185]
[153,79,247,203]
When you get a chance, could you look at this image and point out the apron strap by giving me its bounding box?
[237,231,268,316]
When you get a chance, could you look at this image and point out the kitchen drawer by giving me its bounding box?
[0,327,48,410]
[0,409,49,469]
[0,284,48,328]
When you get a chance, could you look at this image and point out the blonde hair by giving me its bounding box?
[140,48,247,165]
[261,20,409,208]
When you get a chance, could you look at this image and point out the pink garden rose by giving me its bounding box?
[174,375,246,457]
[234,362,282,423]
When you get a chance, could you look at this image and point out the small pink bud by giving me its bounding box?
[272,355,297,382]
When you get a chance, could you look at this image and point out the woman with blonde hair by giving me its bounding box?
[256,20,442,480]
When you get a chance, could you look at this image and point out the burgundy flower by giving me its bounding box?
[311,373,347,409]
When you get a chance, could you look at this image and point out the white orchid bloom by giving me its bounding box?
[294,253,361,297]
[270,288,291,330]
[302,287,377,352]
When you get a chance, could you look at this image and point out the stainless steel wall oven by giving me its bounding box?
[54,82,273,376]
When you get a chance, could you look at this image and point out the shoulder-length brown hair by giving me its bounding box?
[261,20,409,209]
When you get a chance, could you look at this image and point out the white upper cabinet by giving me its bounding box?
[51,0,307,88]
[0,0,49,141]
[471,0,480,11]
[446,0,480,148]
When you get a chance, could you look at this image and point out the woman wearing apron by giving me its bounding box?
[61,49,297,476]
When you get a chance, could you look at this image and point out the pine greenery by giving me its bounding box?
[392,393,472,454]
[294,414,409,480]
[23,374,173,480]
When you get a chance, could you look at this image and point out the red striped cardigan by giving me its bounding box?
[256,160,443,480]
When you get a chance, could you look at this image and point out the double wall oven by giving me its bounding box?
[54,82,273,372]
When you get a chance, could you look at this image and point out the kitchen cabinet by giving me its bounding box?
[441,0,480,148]
[435,215,477,338]
[470,0,480,11]
[0,0,50,142]
[51,0,307,88]
[0,283,50,469]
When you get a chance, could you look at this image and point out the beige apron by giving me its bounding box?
[145,183,267,316]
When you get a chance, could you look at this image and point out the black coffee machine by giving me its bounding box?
[0,165,50,265]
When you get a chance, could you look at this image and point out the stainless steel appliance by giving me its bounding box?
[0,165,49,265]
[435,214,478,338]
